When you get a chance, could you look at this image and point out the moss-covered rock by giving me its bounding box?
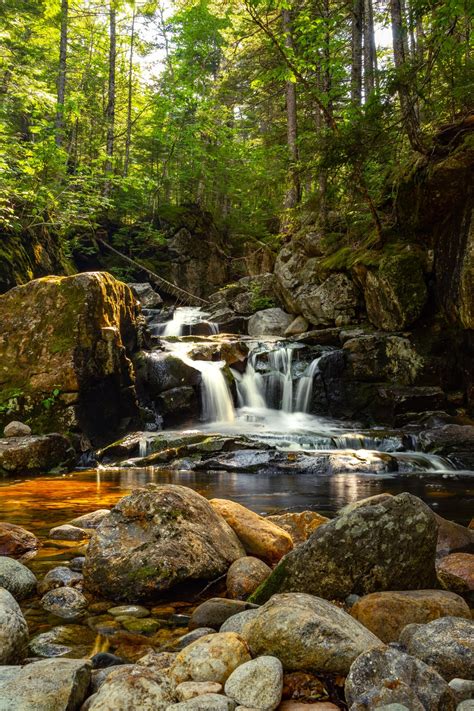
[0,272,141,443]
[0,434,75,476]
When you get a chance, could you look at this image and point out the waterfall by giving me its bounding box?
[234,353,266,409]
[266,347,294,412]
[295,358,321,413]
[194,360,235,423]
[162,307,219,337]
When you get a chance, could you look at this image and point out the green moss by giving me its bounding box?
[248,557,289,604]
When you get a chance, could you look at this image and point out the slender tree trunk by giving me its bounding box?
[124,6,136,177]
[104,1,116,194]
[282,8,300,210]
[351,0,363,104]
[55,0,68,148]
[363,0,377,97]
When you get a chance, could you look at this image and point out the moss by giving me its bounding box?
[248,557,289,604]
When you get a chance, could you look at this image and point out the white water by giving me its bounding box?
[162,307,219,336]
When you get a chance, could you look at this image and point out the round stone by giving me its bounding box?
[225,656,283,710]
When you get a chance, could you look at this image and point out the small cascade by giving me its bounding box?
[194,359,235,423]
[295,358,321,413]
[266,347,294,412]
[162,307,219,337]
[234,353,266,409]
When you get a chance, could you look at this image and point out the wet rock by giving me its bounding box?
[0,658,91,711]
[156,386,198,420]
[3,421,31,437]
[176,681,223,701]
[343,335,423,385]
[170,632,251,685]
[133,351,200,396]
[129,283,163,309]
[399,616,474,681]
[38,566,82,594]
[172,628,217,651]
[108,604,150,618]
[284,316,309,336]
[210,499,293,564]
[0,522,40,562]
[266,511,329,546]
[41,587,87,620]
[226,557,272,600]
[220,609,260,634]
[345,646,456,710]
[419,424,474,454]
[242,593,382,675]
[437,553,474,595]
[289,328,341,346]
[168,695,236,710]
[350,590,471,643]
[0,434,75,476]
[29,624,96,658]
[69,509,111,529]
[87,666,175,711]
[70,556,85,572]
[250,493,438,603]
[0,588,28,663]
[0,556,37,599]
[91,653,127,669]
[189,598,258,631]
[49,524,92,541]
[83,484,245,601]
[248,308,294,337]
[121,617,161,634]
[225,656,283,710]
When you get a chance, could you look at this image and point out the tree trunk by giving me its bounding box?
[282,8,300,210]
[351,0,363,104]
[363,0,377,97]
[55,0,68,148]
[124,6,136,177]
[104,1,116,194]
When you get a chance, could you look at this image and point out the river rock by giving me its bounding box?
[176,681,223,701]
[38,566,82,594]
[29,624,96,658]
[250,493,438,603]
[437,553,474,595]
[399,616,474,681]
[345,646,456,710]
[419,424,474,454]
[41,587,87,620]
[0,522,40,561]
[220,609,260,634]
[49,524,92,541]
[0,658,91,711]
[350,589,471,642]
[348,682,425,711]
[266,511,329,546]
[87,666,175,711]
[0,588,28,663]
[226,557,272,600]
[0,434,75,476]
[435,513,474,557]
[0,272,141,443]
[172,628,217,651]
[277,704,340,710]
[449,679,474,704]
[242,593,382,674]
[168,695,236,710]
[129,283,163,308]
[0,556,37,600]
[170,632,251,685]
[210,499,293,564]
[108,604,150,618]
[298,273,359,326]
[3,421,31,437]
[224,656,283,710]
[83,484,245,601]
[189,598,258,631]
[134,351,200,396]
[156,386,198,421]
[457,702,474,711]
[69,510,111,529]
[247,308,294,337]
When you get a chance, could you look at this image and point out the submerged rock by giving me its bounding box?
[0,556,37,600]
[170,632,251,685]
[0,522,40,562]
[0,434,75,476]
[83,484,245,601]
[0,588,29,663]
[41,587,88,620]
[29,624,96,658]
[250,493,438,603]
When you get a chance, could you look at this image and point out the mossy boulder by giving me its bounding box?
[0,434,75,476]
[0,272,141,444]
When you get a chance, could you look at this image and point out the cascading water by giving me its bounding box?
[162,307,219,337]
[295,357,321,413]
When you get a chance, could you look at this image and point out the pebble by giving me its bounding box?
[108,604,150,618]
[120,617,162,634]
[224,656,283,710]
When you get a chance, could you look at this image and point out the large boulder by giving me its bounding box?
[0,272,141,443]
[241,593,382,675]
[83,485,245,601]
[0,588,29,663]
[298,273,360,327]
[343,335,423,385]
[0,557,37,600]
[248,308,294,337]
[0,522,40,561]
[250,493,438,603]
[0,434,75,476]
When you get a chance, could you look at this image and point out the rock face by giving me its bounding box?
[0,522,40,561]
[0,588,29,663]
[0,557,37,600]
[224,656,283,710]
[170,632,252,685]
[210,499,293,564]
[242,593,382,675]
[0,272,141,443]
[250,493,438,603]
[0,658,91,711]
[226,557,272,600]
[399,616,474,681]
[83,485,245,601]
[0,434,75,476]
[350,590,471,643]
[345,646,456,710]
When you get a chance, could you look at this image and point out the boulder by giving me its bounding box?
[284,316,309,337]
[350,590,471,642]
[343,335,423,385]
[38,566,82,594]
[419,424,474,455]
[87,666,175,711]
[128,283,163,309]
[3,421,31,437]
[170,632,251,685]
[247,309,294,337]
[449,679,474,704]
[0,557,37,600]
[189,599,258,631]
[0,658,91,711]
[226,557,272,600]
[210,499,293,564]
[220,609,260,634]
[156,386,198,421]
[278,704,340,711]
[83,485,245,601]
[0,522,40,561]
[250,493,438,603]
[133,351,201,396]
[241,593,382,675]
[437,553,474,594]
[399,616,474,681]
[298,273,359,327]
[0,588,29,663]
[348,683,425,710]
[345,646,456,710]
[434,513,474,557]
[266,511,329,546]
[0,272,141,443]
[0,434,75,476]
[41,587,87,620]
[224,656,283,710]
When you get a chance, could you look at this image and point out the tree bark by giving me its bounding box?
[104,1,116,194]
[351,0,363,104]
[363,0,377,97]
[282,8,300,210]
[124,6,136,177]
[55,0,68,148]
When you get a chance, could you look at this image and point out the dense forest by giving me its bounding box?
[1,0,471,264]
